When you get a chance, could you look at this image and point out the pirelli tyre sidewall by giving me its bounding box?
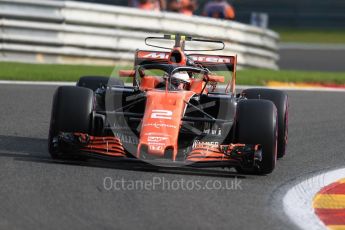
[48,86,94,158]
[242,88,288,158]
[236,99,278,175]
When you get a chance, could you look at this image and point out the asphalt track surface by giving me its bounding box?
[279,47,345,72]
[0,84,345,230]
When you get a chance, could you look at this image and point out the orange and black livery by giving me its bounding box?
[48,34,289,175]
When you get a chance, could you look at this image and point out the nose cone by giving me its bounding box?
[137,90,195,160]
[138,135,171,158]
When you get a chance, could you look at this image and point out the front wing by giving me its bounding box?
[57,133,261,168]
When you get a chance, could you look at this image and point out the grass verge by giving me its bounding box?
[0,62,115,82]
[237,69,345,86]
[1,62,345,86]
[275,28,345,44]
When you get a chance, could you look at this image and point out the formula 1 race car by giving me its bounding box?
[48,34,288,175]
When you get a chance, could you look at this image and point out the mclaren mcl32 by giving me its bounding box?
[48,35,288,175]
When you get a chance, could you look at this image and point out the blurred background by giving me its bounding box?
[73,0,345,28]
[0,0,344,86]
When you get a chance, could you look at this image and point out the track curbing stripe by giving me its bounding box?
[328,225,345,230]
[283,168,345,230]
[313,194,345,209]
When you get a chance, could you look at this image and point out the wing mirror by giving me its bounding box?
[206,75,225,83]
[119,70,136,78]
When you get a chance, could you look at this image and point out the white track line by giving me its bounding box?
[283,168,345,230]
[0,80,344,92]
[236,85,345,92]
[280,42,345,51]
[0,80,75,86]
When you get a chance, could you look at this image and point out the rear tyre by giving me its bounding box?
[235,100,278,175]
[77,76,124,91]
[48,86,94,159]
[242,88,288,158]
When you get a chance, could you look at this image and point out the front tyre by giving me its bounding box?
[77,76,124,91]
[242,88,288,158]
[236,100,278,175]
[48,86,94,159]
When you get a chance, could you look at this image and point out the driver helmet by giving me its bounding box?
[172,71,190,83]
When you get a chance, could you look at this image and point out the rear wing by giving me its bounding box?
[135,50,237,93]
[135,50,235,71]
[135,51,169,66]
[189,54,235,72]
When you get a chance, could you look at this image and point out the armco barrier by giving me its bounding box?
[0,0,280,69]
